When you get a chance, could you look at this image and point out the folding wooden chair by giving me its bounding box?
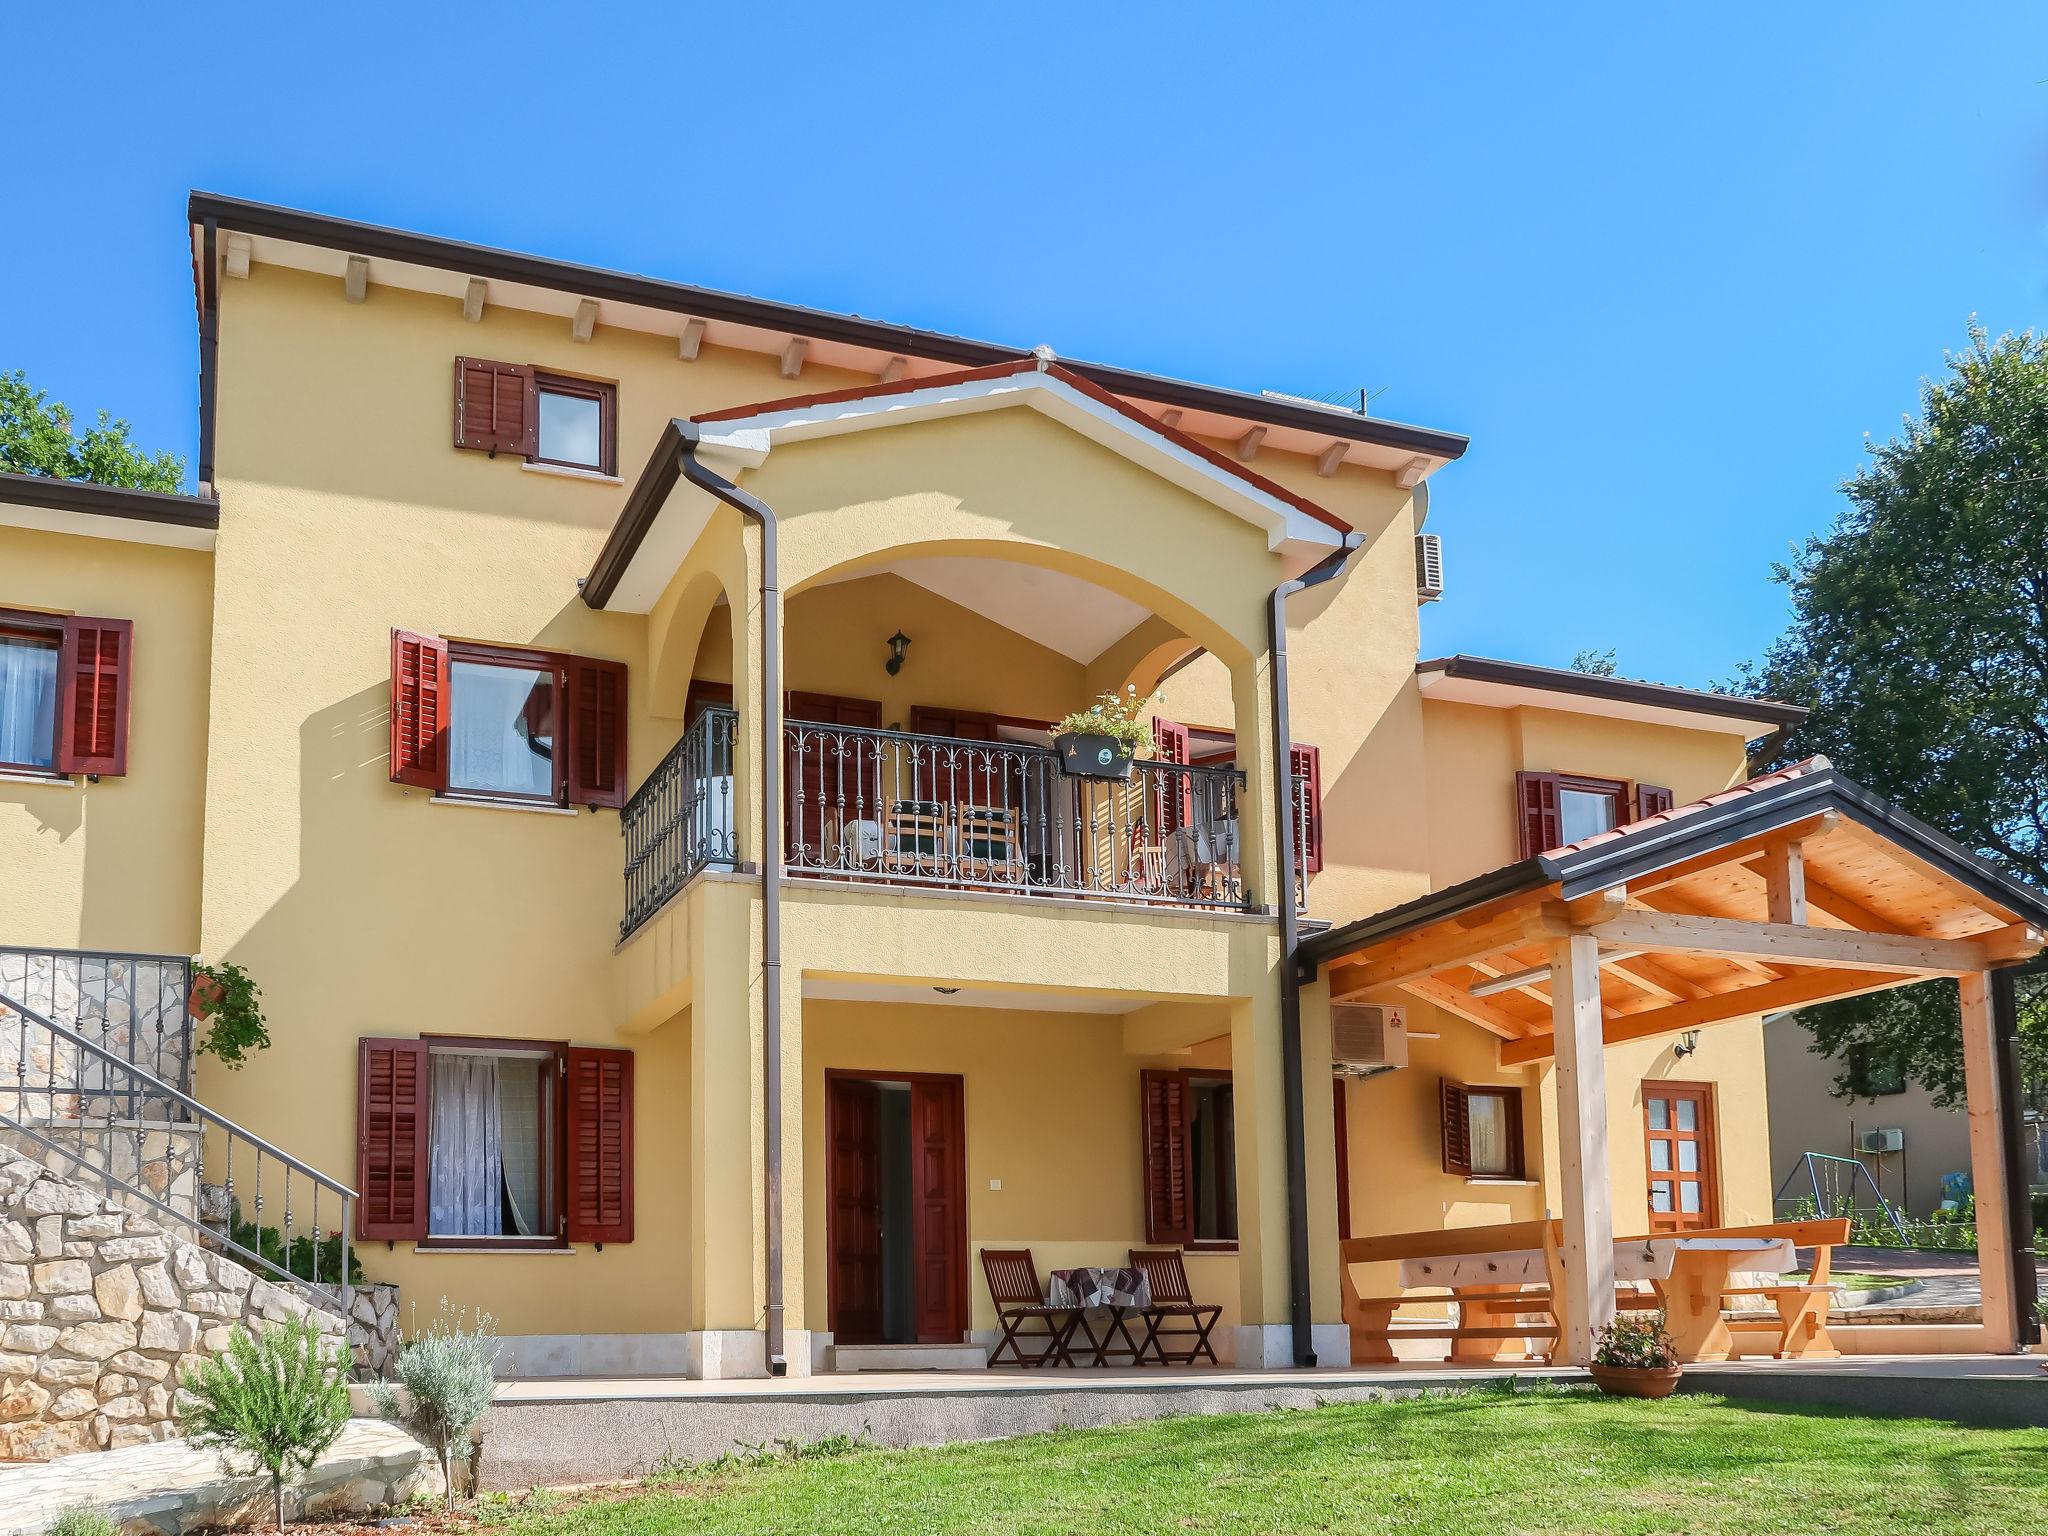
[955,804,1024,883]
[882,799,949,877]
[1128,1248,1222,1366]
[981,1248,1079,1368]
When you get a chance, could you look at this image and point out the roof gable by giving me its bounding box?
[686,359,1347,556]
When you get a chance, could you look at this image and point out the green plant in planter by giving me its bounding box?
[192,960,271,1068]
[1591,1311,1677,1369]
[1052,685,1152,758]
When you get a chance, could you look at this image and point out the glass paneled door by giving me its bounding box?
[1643,1084,1717,1233]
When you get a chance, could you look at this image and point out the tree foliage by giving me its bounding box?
[1742,325,2048,1106]
[178,1316,351,1529]
[371,1303,500,1506]
[0,369,184,491]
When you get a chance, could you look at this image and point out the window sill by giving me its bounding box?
[431,794,578,816]
[415,1242,572,1254]
[520,461,623,486]
[0,768,74,788]
[1465,1177,1538,1187]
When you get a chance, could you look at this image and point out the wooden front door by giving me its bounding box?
[909,1077,968,1343]
[1643,1083,1716,1233]
[825,1072,969,1346]
[826,1076,884,1344]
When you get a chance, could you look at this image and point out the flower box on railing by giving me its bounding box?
[1052,731,1134,780]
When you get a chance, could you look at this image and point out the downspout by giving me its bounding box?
[197,218,219,497]
[1990,961,2042,1346]
[673,423,789,1375]
[1267,529,1364,1368]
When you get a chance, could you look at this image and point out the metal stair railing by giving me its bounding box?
[0,987,355,1308]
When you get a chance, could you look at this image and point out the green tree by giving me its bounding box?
[0,369,184,491]
[179,1317,351,1529]
[1571,647,1620,677]
[1742,325,2048,1106]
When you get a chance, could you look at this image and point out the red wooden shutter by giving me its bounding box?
[1150,717,1193,836]
[1140,1068,1193,1246]
[1289,742,1323,873]
[566,656,629,809]
[1440,1079,1473,1178]
[389,629,450,789]
[1634,783,1675,820]
[57,616,132,775]
[565,1047,634,1244]
[453,358,538,457]
[356,1038,429,1241]
[1515,770,1562,857]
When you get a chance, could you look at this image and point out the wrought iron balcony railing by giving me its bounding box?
[620,705,740,940]
[783,720,1253,909]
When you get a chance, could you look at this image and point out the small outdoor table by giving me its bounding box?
[1047,1266,1153,1367]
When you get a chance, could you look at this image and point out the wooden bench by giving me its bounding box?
[1340,1220,1574,1364]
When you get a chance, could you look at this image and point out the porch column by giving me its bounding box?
[686,888,766,1378]
[1229,983,1294,1367]
[1548,931,1614,1365]
[1958,972,2020,1352]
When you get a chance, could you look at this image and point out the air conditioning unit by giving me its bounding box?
[1414,533,1444,603]
[1332,1003,1408,1074]
[1858,1127,1905,1154]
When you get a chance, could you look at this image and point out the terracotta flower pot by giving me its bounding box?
[188,973,225,1020]
[1587,1362,1683,1399]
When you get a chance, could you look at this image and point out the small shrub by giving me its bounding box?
[226,1204,363,1286]
[1591,1312,1676,1370]
[372,1303,500,1507]
[46,1510,118,1536]
[178,1316,351,1529]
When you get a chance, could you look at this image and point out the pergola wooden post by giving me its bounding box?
[1958,972,2019,1352]
[1549,932,1614,1363]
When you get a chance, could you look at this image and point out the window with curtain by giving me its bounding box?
[448,657,558,800]
[1441,1081,1526,1180]
[427,1048,555,1240]
[0,628,60,771]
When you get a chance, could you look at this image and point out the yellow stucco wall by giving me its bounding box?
[0,525,213,955]
[0,249,1790,1358]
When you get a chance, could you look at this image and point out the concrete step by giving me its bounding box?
[829,1342,989,1373]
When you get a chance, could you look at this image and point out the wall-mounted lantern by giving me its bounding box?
[885,630,912,676]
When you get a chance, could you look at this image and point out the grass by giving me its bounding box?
[487,1387,2048,1536]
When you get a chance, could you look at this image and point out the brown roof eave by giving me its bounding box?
[0,471,220,531]
[186,191,1470,464]
[1417,654,1808,727]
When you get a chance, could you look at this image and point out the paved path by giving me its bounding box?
[1807,1245,2046,1310]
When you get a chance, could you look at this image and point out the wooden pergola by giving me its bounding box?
[1301,757,2048,1364]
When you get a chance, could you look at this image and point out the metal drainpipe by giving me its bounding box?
[675,424,789,1375]
[1267,530,1364,1368]
[1990,961,2042,1346]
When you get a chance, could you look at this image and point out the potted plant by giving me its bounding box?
[1051,686,1150,780]
[188,960,272,1069]
[1586,1311,1682,1399]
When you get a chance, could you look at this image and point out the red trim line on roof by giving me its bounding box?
[692,360,1352,535]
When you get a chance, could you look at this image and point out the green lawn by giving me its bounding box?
[490,1386,2047,1536]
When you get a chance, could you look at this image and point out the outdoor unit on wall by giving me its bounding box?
[1414,533,1445,603]
[1332,1003,1408,1074]
[1858,1127,1905,1154]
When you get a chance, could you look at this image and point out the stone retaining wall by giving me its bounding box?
[0,1146,343,1460]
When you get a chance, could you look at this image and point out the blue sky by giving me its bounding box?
[5,4,2043,690]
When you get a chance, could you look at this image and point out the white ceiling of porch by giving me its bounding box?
[815,556,1154,665]
[803,977,1135,1014]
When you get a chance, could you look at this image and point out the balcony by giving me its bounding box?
[620,710,1295,941]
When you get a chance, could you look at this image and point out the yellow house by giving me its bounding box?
[1,192,2038,1383]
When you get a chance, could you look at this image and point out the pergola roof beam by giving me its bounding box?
[1584,908,2015,977]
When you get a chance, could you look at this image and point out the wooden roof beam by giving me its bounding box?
[1499,966,1926,1066]
[1331,906,1552,996]
[1585,908,2006,976]
[1400,977,1528,1041]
